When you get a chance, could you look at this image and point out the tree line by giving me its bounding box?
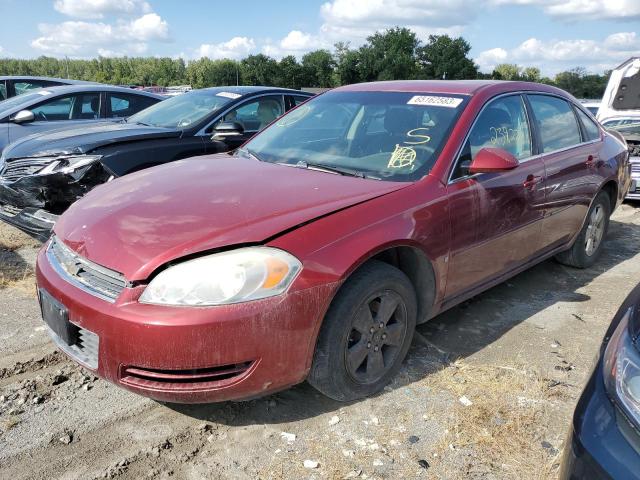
[0,28,611,98]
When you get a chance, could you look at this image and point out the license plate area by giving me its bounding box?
[39,289,78,346]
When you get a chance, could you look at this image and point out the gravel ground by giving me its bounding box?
[1,202,639,480]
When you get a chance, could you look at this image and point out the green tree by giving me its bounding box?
[418,35,478,79]
[492,63,521,80]
[277,55,304,89]
[301,50,336,87]
[359,27,421,81]
[240,54,279,86]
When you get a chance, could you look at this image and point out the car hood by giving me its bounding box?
[2,122,180,160]
[55,155,409,281]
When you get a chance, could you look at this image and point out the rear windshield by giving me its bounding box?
[242,91,467,181]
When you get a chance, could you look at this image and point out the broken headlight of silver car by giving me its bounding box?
[37,155,103,175]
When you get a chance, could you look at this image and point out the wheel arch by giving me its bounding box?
[337,241,439,325]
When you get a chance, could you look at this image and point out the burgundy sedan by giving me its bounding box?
[36,81,631,403]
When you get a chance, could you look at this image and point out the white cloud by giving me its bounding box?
[319,0,471,44]
[54,0,152,19]
[196,37,256,60]
[31,13,171,56]
[490,0,640,20]
[475,32,640,75]
[475,47,508,72]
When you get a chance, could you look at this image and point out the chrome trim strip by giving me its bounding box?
[47,237,127,303]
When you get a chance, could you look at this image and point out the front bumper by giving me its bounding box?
[35,246,335,403]
[559,362,640,480]
[0,204,56,241]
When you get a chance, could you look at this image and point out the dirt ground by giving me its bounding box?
[1,203,639,480]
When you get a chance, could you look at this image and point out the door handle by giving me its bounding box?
[523,174,542,190]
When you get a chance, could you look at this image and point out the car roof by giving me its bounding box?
[332,80,571,97]
[26,84,165,99]
[0,75,96,84]
[195,86,313,96]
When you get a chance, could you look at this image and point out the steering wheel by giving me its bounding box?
[36,111,47,121]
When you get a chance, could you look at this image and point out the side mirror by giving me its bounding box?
[469,147,519,174]
[211,121,244,142]
[11,110,35,124]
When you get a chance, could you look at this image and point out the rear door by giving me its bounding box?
[526,94,602,249]
[445,94,547,299]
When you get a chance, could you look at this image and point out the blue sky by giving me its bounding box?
[0,0,638,75]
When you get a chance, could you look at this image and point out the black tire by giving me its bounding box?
[308,260,417,401]
[555,191,611,268]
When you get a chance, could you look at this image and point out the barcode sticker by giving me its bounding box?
[407,96,463,108]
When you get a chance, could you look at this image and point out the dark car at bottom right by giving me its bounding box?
[560,283,640,479]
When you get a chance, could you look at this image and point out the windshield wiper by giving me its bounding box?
[294,160,368,178]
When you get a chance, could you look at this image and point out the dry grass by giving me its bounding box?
[0,223,39,293]
[426,360,568,480]
[0,224,40,252]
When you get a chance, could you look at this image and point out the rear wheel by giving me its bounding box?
[555,191,611,268]
[308,261,417,401]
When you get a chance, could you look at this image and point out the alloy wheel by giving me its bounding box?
[585,204,606,257]
[345,290,408,384]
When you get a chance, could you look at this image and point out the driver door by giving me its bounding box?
[444,94,547,300]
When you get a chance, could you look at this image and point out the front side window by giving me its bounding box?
[0,81,6,101]
[575,108,601,141]
[217,96,284,132]
[453,95,532,179]
[31,96,74,120]
[31,93,101,121]
[128,91,233,129]
[528,95,582,153]
[242,91,467,182]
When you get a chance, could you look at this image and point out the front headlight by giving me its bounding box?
[139,247,302,306]
[37,155,102,175]
[603,305,640,428]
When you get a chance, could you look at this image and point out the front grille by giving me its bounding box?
[47,236,128,302]
[48,325,99,370]
[120,361,254,391]
[0,157,51,182]
[631,162,640,174]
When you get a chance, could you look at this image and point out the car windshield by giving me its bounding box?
[242,91,467,181]
[127,90,234,129]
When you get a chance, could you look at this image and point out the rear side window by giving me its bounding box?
[575,108,601,141]
[109,93,158,118]
[0,81,6,101]
[293,95,310,106]
[528,95,582,153]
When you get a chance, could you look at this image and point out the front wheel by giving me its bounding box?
[555,191,611,268]
[308,261,417,402]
